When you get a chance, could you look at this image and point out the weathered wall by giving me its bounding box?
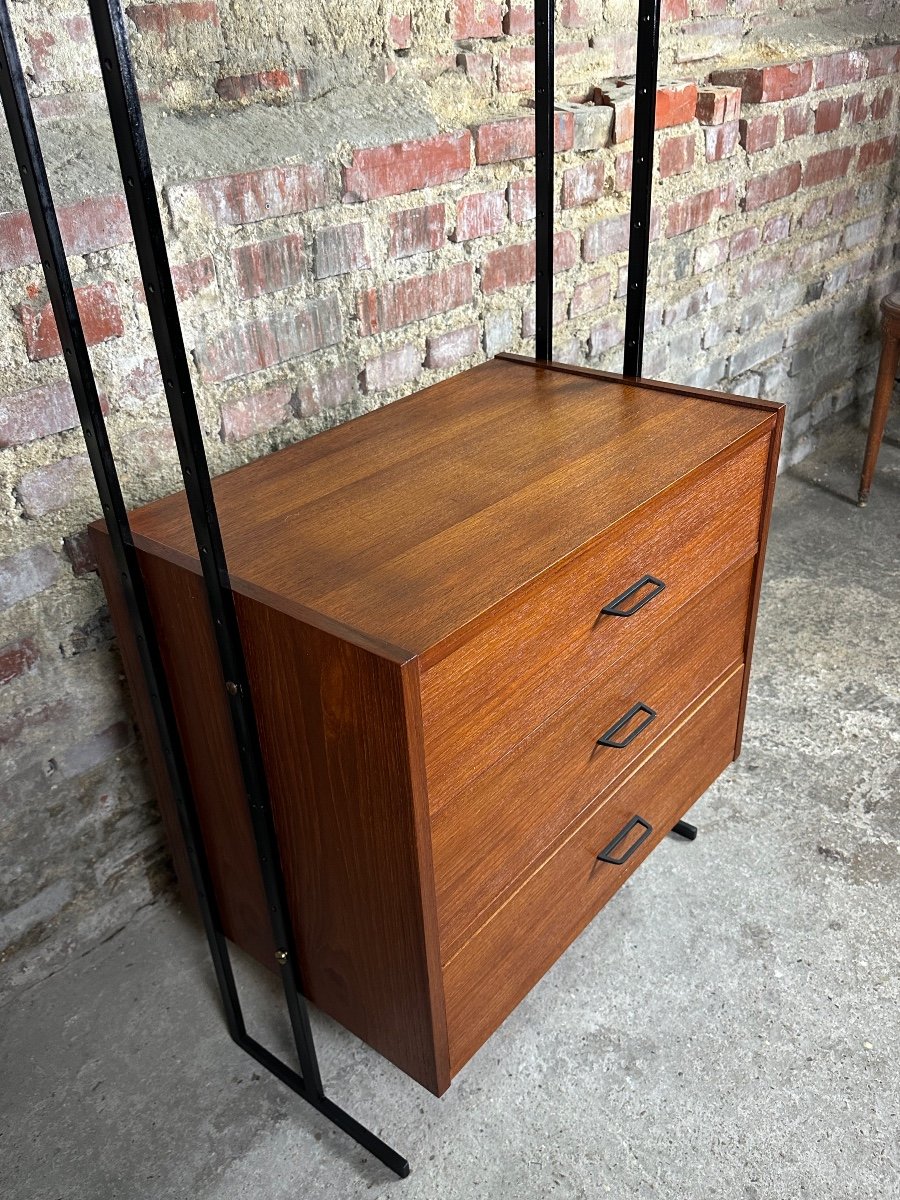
[0,0,898,995]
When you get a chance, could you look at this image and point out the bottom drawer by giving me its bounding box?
[443,664,744,1077]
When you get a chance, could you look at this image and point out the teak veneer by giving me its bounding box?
[91,356,783,1096]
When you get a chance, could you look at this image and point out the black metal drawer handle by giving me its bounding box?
[596,702,657,749]
[601,574,666,618]
[597,815,653,865]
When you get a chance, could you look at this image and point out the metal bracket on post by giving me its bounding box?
[623,0,662,379]
[0,0,407,1178]
[534,0,555,362]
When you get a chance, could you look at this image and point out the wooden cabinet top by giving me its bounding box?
[122,357,778,658]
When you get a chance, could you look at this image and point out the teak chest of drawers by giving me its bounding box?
[91,356,783,1096]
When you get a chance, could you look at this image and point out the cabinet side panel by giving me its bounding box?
[237,599,446,1095]
[734,410,785,756]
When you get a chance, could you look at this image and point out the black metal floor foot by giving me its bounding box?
[671,820,698,841]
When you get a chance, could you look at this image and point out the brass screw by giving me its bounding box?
[275,948,288,964]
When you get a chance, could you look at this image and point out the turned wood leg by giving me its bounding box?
[859,321,900,507]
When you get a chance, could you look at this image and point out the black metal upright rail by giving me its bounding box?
[533,0,660,377]
[534,0,555,361]
[623,0,662,378]
[0,0,407,1178]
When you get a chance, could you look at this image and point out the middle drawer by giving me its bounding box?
[432,555,754,960]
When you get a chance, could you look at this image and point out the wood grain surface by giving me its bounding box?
[443,666,745,1076]
[433,557,754,961]
[120,359,773,655]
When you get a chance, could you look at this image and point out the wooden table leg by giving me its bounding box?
[859,319,899,507]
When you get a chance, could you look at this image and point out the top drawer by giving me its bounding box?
[419,430,771,810]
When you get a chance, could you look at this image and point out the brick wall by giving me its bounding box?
[1,0,898,993]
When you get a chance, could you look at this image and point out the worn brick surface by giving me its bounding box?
[343,132,471,200]
[425,323,480,368]
[357,263,473,335]
[360,344,421,392]
[19,283,123,361]
[389,205,446,257]
[173,164,327,225]
[194,295,343,380]
[220,386,293,441]
[454,191,506,241]
[233,233,306,297]
[313,224,370,279]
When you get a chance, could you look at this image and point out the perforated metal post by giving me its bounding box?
[623,0,662,378]
[534,0,555,361]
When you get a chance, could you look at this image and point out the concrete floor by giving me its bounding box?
[2,420,899,1200]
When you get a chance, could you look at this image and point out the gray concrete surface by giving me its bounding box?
[2,418,899,1200]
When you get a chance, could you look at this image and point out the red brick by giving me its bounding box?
[705,120,739,161]
[0,636,39,686]
[230,233,305,297]
[215,68,317,102]
[19,283,123,361]
[743,163,802,212]
[596,82,635,144]
[293,365,357,417]
[498,47,534,93]
[783,103,810,140]
[583,213,631,260]
[655,82,699,129]
[813,50,867,90]
[763,213,792,244]
[360,344,421,393]
[194,295,343,382]
[128,0,218,34]
[177,163,327,224]
[736,255,790,297]
[314,224,370,279]
[615,151,633,191]
[694,237,729,273]
[844,93,867,125]
[135,255,216,304]
[17,454,91,517]
[866,45,900,78]
[569,274,611,317]
[220,386,292,442]
[451,0,502,38]
[457,51,492,90]
[504,1,533,33]
[729,227,761,261]
[815,98,843,134]
[710,61,812,103]
[454,191,505,241]
[474,113,573,164]
[695,85,741,126]
[357,263,472,335]
[481,232,577,293]
[425,323,480,369]
[0,382,108,448]
[666,183,735,236]
[389,204,446,257]
[659,131,695,178]
[662,0,689,20]
[858,136,897,172]
[803,146,856,188]
[62,529,97,577]
[561,160,605,207]
[343,132,471,200]
[871,88,894,121]
[508,177,536,223]
[388,14,412,49]
[739,113,778,153]
[0,195,131,271]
